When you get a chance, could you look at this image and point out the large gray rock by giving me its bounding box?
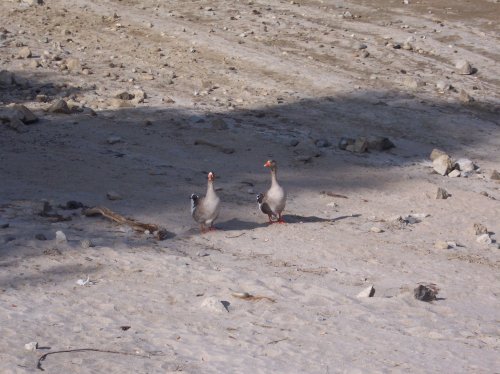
[436,187,450,199]
[367,136,395,151]
[454,158,475,172]
[430,148,448,161]
[432,154,453,176]
[6,104,38,123]
[490,170,500,180]
[48,99,71,114]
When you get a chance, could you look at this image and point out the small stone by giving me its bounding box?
[353,138,368,153]
[455,60,473,75]
[370,227,384,233]
[24,342,38,351]
[65,57,82,72]
[55,230,67,243]
[436,81,451,92]
[338,137,354,150]
[18,47,32,59]
[357,285,375,298]
[436,187,450,199]
[432,154,453,176]
[80,239,95,248]
[108,98,134,108]
[414,284,439,302]
[366,136,395,151]
[35,233,47,240]
[107,136,122,145]
[106,191,122,200]
[490,170,500,180]
[459,90,474,103]
[434,240,449,249]
[48,99,71,114]
[448,170,461,178]
[429,148,447,161]
[7,104,38,123]
[403,77,424,89]
[472,223,488,235]
[314,139,331,148]
[476,234,492,245]
[211,118,228,130]
[201,297,230,313]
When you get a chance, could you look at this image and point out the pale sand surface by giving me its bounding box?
[1,0,499,372]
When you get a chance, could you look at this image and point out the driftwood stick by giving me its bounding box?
[37,348,151,371]
[83,206,168,240]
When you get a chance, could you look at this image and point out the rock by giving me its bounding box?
[289,139,299,147]
[211,118,228,130]
[55,230,67,243]
[80,239,95,248]
[455,60,473,75]
[459,90,474,103]
[352,138,368,153]
[434,240,449,249]
[7,104,38,123]
[454,158,475,172]
[48,99,71,114]
[403,77,424,89]
[473,223,488,235]
[201,297,230,313]
[35,233,47,240]
[436,187,450,199]
[338,137,355,150]
[115,91,134,100]
[432,154,453,176]
[106,191,122,200]
[314,139,331,148]
[429,148,448,161]
[108,98,134,108]
[436,81,451,92]
[65,57,82,72]
[414,284,439,302]
[5,117,29,133]
[132,89,146,104]
[18,47,32,59]
[0,70,14,85]
[476,234,492,245]
[24,342,38,351]
[357,285,375,298]
[107,136,122,145]
[448,169,461,178]
[370,226,384,233]
[490,170,500,180]
[366,136,395,151]
[22,0,44,5]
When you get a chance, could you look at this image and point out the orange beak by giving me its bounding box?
[264,161,271,167]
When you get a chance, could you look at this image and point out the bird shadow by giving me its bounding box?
[217,218,268,231]
[283,213,361,224]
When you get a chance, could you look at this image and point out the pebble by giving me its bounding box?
[65,57,82,72]
[366,136,395,151]
[414,284,439,302]
[24,342,38,351]
[55,230,67,243]
[80,239,95,248]
[201,297,230,313]
[490,170,500,180]
[35,233,47,240]
[448,169,461,178]
[455,59,473,75]
[436,187,450,199]
[436,81,450,92]
[48,99,71,114]
[476,233,492,245]
[434,240,449,250]
[403,77,424,89]
[106,191,123,200]
[17,47,32,59]
[357,285,375,298]
[473,223,488,235]
[432,154,453,176]
[107,135,122,145]
[314,139,330,148]
[370,227,384,233]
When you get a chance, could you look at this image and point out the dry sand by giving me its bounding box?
[1,0,499,372]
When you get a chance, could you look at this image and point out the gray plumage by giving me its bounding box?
[258,160,286,223]
[191,172,220,232]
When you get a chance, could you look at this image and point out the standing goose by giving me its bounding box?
[191,172,221,232]
[257,160,286,223]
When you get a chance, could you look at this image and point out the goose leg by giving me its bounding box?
[277,213,285,224]
[267,215,275,224]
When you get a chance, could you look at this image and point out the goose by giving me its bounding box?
[257,160,286,223]
[191,172,221,232]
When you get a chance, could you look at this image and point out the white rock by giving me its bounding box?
[201,297,229,313]
[24,342,38,351]
[370,227,384,233]
[476,234,492,245]
[448,170,461,178]
[357,285,375,298]
[433,154,452,176]
[434,240,449,249]
[455,158,475,172]
[55,230,67,243]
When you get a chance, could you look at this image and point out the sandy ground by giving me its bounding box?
[1,0,500,372]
